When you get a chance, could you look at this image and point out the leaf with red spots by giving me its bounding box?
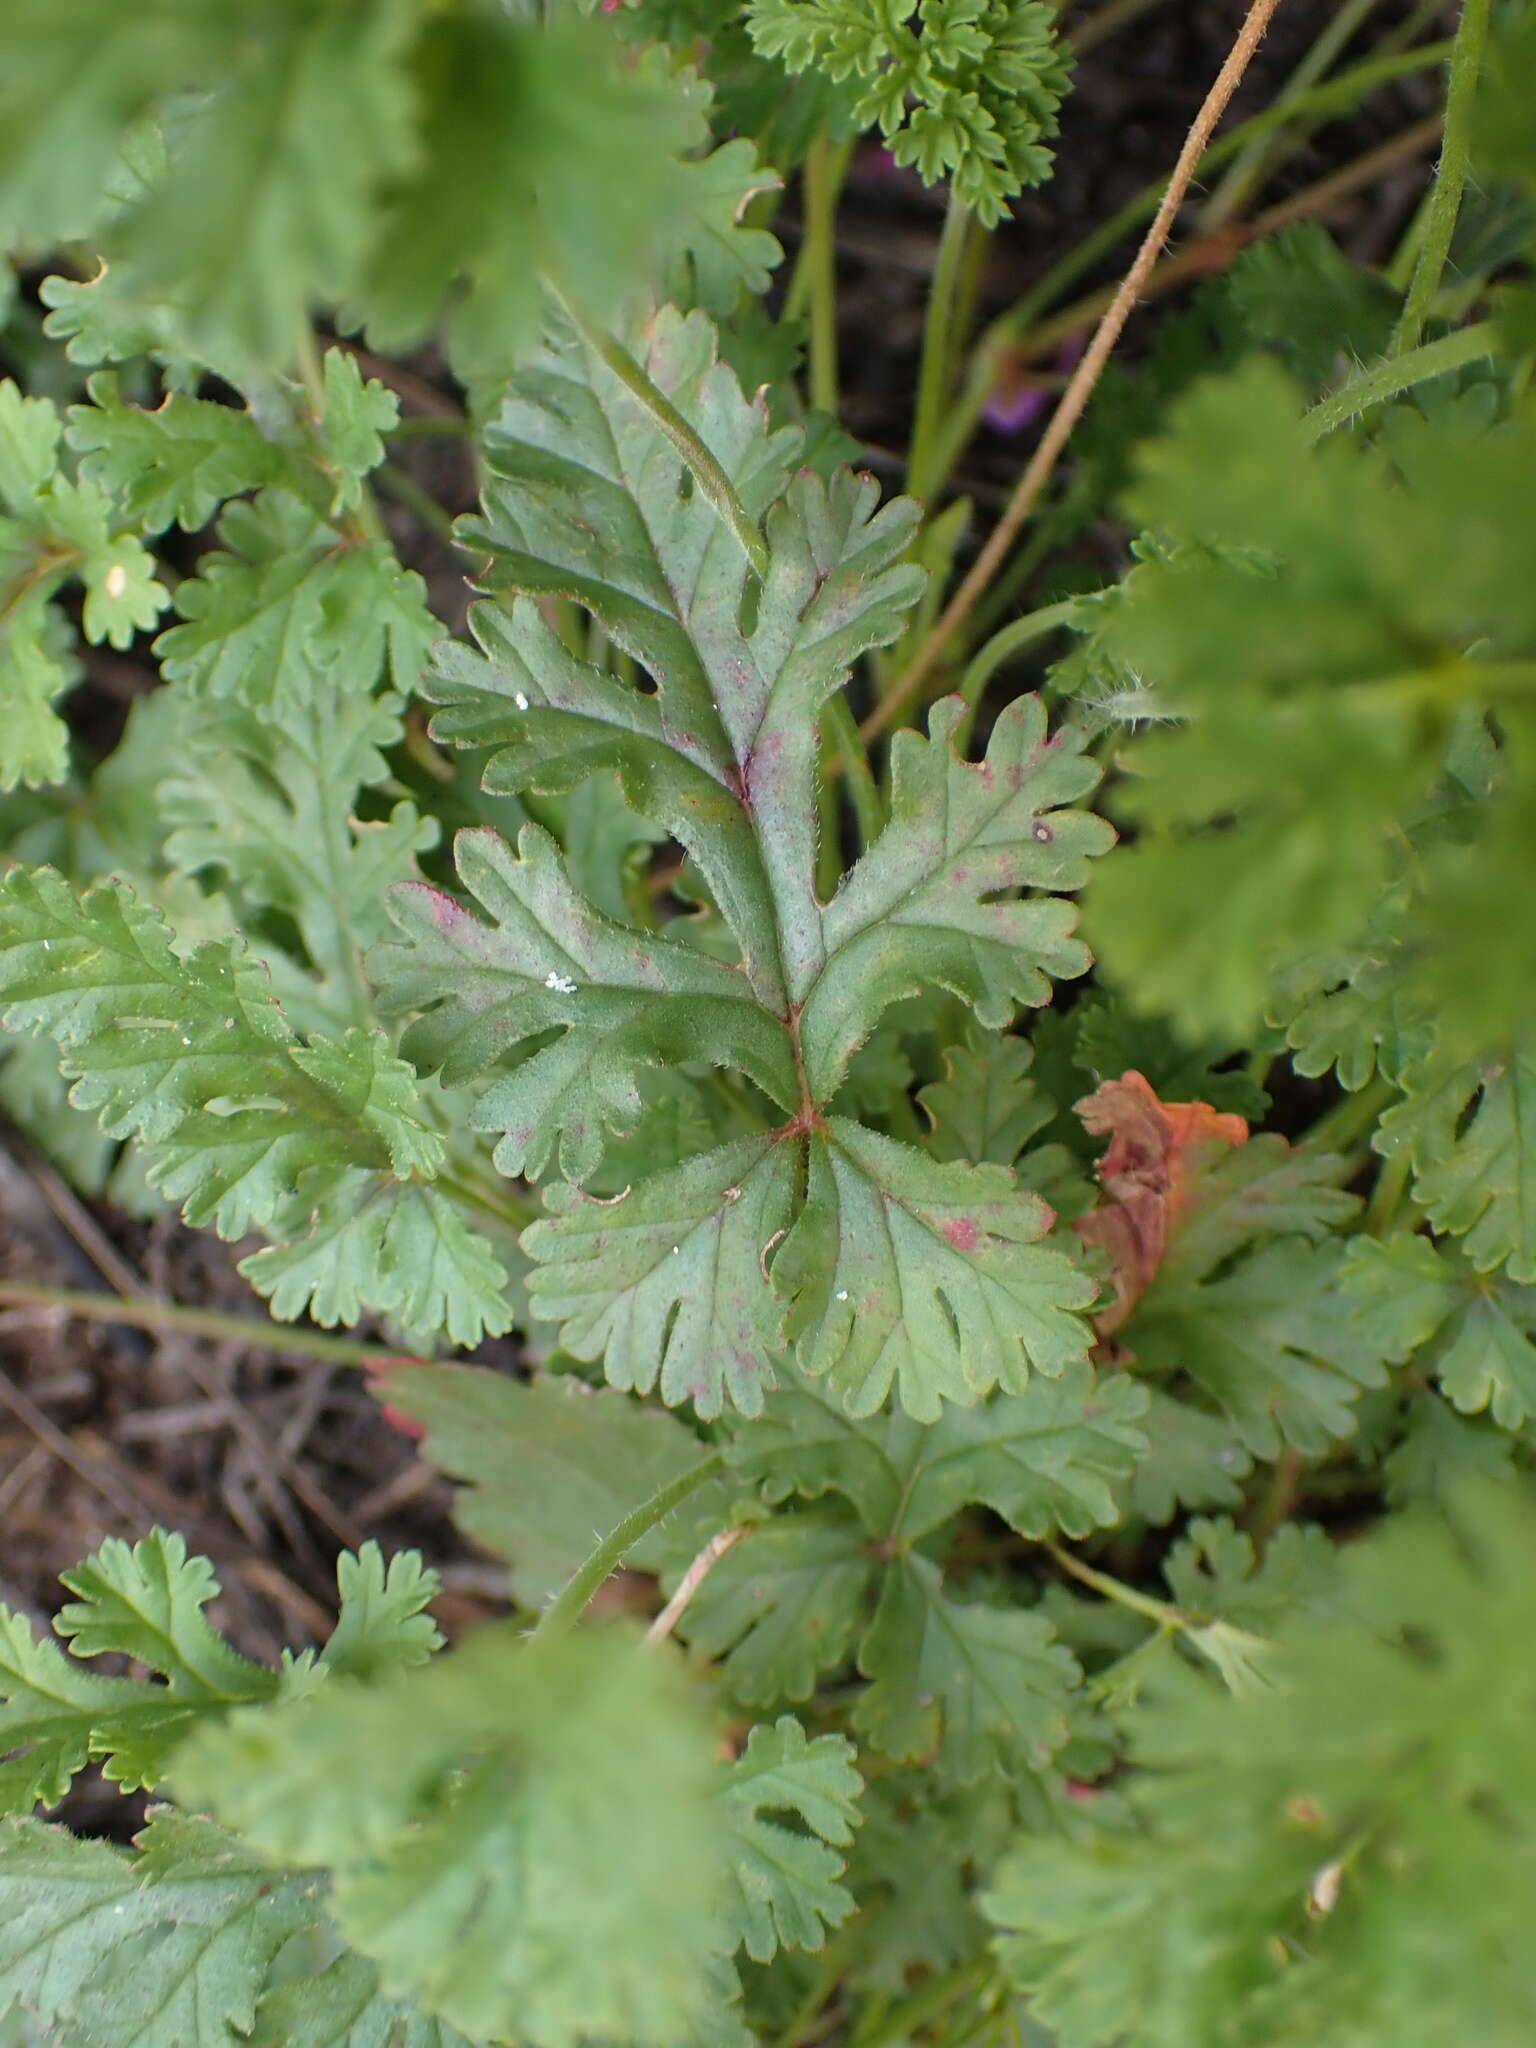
[376,304,1108,1418]
[779,1118,1095,1421]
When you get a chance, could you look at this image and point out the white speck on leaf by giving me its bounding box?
[671,1245,680,1255]
[514,692,530,711]
[544,970,577,994]
[103,562,127,600]
[835,1290,848,1301]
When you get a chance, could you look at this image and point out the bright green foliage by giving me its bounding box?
[252,1951,478,2048]
[67,374,291,533]
[1159,1516,1338,1641]
[0,1813,323,2048]
[1375,1042,1536,1284]
[155,492,434,713]
[0,3,779,380]
[380,823,799,1181]
[0,381,167,789]
[919,1030,1054,1166]
[857,1553,1077,1781]
[728,1360,1147,1544]
[158,691,438,1036]
[174,1626,724,2048]
[676,1361,1137,1766]
[0,1534,439,1811]
[0,867,513,1341]
[1344,1233,1536,1428]
[523,1134,801,1416]
[985,1485,1536,2047]
[1118,1178,1387,1459]
[1,5,1534,2042]
[721,1718,861,1960]
[0,869,435,1218]
[680,1511,874,1703]
[747,0,1070,222]
[1082,360,1536,1057]
[779,1117,1095,1418]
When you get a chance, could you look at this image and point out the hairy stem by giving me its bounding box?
[1392,0,1493,355]
[1045,1540,1187,1631]
[866,0,1288,742]
[1306,319,1498,441]
[530,1449,726,1640]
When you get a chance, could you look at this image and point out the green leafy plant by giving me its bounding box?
[1,0,1535,2042]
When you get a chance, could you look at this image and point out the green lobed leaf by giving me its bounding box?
[855,1554,1079,1784]
[0,866,514,1343]
[67,371,291,533]
[375,823,798,1183]
[779,1117,1094,1421]
[677,1510,874,1704]
[161,689,437,1037]
[1126,1237,1391,1460]
[252,1949,480,2048]
[1375,1042,1536,1284]
[746,0,1070,224]
[728,1360,1147,1543]
[1343,1233,1536,1430]
[454,306,924,1016]
[239,1174,514,1348]
[0,1812,320,2048]
[173,1627,725,2048]
[321,1546,442,1685]
[720,1717,862,1962]
[918,1029,1056,1168]
[524,1133,798,1418]
[799,695,1113,1101]
[155,491,434,711]
[1083,364,1536,1047]
[0,1534,443,1810]
[985,1482,1536,2046]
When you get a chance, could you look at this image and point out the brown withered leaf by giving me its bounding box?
[1074,1070,1249,1335]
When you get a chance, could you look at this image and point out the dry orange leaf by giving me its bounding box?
[1074,1069,1249,1335]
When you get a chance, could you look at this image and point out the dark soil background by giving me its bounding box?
[0,0,1452,1839]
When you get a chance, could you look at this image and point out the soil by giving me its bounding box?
[0,0,1454,1837]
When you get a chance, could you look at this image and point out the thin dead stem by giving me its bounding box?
[865,0,1288,743]
[643,1525,749,1646]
